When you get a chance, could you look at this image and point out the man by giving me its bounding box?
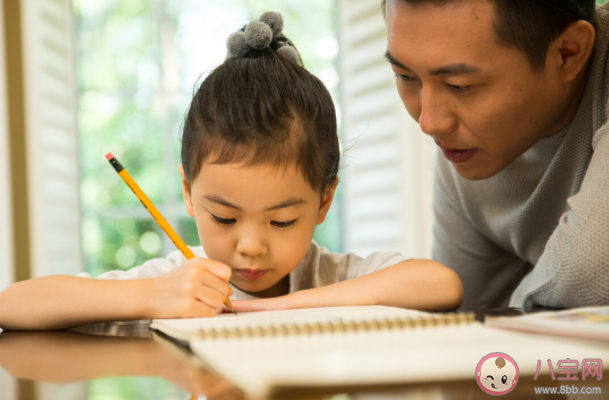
[383,0,608,309]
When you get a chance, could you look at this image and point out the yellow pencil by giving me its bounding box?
[105,152,236,315]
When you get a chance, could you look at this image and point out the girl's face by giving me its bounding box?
[180,161,337,296]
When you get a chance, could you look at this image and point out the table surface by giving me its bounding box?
[1,308,606,400]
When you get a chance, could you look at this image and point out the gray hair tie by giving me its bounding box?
[244,21,273,50]
[226,11,300,64]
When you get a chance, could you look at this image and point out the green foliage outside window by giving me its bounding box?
[88,377,186,399]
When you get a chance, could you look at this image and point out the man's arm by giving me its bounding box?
[511,126,609,308]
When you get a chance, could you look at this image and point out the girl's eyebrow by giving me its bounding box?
[205,195,241,210]
[204,195,306,211]
[266,198,307,211]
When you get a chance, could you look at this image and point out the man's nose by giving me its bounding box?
[236,227,268,258]
[418,87,458,137]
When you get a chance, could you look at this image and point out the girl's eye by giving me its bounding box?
[486,375,494,380]
[501,375,508,384]
[447,83,470,92]
[210,214,236,226]
[271,219,297,228]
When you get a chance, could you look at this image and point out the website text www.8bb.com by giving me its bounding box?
[533,385,601,395]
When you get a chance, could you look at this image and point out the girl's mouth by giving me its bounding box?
[237,269,269,280]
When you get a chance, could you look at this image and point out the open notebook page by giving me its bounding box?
[189,321,609,398]
[150,306,430,342]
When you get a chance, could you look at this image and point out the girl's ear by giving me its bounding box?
[179,165,195,217]
[316,177,339,225]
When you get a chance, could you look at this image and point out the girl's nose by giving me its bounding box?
[236,228,268,258]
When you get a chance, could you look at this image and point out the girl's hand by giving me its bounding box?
[231,296,290,313]
[148,258,233,319]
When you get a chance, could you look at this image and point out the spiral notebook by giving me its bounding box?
[151,306,609,397]
[151,306,442,342]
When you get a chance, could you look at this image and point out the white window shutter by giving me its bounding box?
[21,0,82,277]
[0,0,14,291]
[338,0,435,258]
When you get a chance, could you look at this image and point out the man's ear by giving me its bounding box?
[551,20,595,83]
[179,165,195,217]
[316,177,339,225]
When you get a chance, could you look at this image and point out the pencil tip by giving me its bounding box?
[233,310,238,316]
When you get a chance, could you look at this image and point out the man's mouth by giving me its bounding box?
[441,148,476,164]
[237,268,269,280]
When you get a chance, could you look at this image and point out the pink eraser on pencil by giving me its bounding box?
[105,152,114,161]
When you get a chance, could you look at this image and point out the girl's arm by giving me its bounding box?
[0,276,153,330]
[233,259,463,312]
[0,257,233,331]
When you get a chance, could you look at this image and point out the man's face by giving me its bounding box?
[386,0,568,180]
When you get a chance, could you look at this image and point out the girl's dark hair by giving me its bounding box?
[181,31,339,193]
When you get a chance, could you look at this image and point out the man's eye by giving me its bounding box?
[210,214,236,225]
[447,83,470,92]
[271,219,297,228]
[395,73,415,82]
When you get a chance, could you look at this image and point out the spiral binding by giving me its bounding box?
[196,312,475,340]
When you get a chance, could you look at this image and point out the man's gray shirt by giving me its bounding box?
[432,2,609,310]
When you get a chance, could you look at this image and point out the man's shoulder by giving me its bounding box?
[591,1,609,145]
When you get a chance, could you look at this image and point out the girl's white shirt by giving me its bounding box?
[76,241,407,300]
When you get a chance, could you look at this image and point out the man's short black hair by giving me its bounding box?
[381,0,596,71]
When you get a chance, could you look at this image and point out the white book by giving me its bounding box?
[485,306,609,342]
[151,306,609,398]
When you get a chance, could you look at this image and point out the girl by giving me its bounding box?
[0,12,462,331]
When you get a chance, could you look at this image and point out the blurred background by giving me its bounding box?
[75,0,342,277]
[1,0,439,289]
[1,0,607,398]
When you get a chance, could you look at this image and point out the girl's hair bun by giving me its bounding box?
[244,20,273,50]
[225,11,300,64]
[259,11,284,36]
[184,14,338,194]
[277,45,299,64]
[226,31,249,57]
